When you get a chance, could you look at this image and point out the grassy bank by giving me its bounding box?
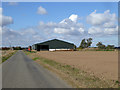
[2,50,17,63]
[77,48,115,51]
[24,50,37,55]
[25,51,118,88]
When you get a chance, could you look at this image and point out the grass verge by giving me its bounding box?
[25,51,118,88]
[24,50,37,55]
[2,50,17,63]
[77,48,115,51]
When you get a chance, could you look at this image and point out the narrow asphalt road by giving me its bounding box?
[2,51,71,88]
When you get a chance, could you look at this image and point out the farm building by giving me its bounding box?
[32,39,75,51]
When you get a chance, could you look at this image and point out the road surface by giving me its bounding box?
[2,51,71,88]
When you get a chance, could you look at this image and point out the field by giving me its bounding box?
[31,51,118,81]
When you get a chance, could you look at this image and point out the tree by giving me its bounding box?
[86,38,92,48]
[79,38,93,49]
[106,45,114,49]
[96,42,102,47]
[96,42,106,49]
[13,46,22,50]
[79,39,87,49]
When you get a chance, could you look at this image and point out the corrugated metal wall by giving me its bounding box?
[32,39,75,51]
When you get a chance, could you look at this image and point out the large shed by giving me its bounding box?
[32,39,75,51]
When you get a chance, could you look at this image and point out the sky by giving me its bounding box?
[1,2,118,47]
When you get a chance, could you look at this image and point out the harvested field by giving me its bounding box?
[33,51,118,80]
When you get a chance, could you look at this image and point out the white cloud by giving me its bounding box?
[54,27,84,35]
[54,14,84,35]
[88,26,118,35]
[78,28,84,34]
[103,22,116,28]
[104,26,118,35]
[38,14,85,36]
[0,8,13,26]
[87,10,117,26]
[0,8,2,14]
[0,26,1,31]
[87,10,117,35]
[2,26,44,47]
[2,27,21,41]
[0,26,2,35]
[60,14,79,24]
[0,8,2,27]
[1,16,13,26]
[69,14,79,23]
[37,6,47,15]
[21,28,37,35]
[88,27,104,35]
[54,28,69,34]
[60,18,73,24]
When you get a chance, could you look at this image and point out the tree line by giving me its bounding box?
[78,38,115,50]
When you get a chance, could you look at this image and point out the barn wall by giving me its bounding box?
[32,39,75,51]
[49,49,71,51]
[38,39,74,49]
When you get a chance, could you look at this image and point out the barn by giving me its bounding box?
[32,39,75,51]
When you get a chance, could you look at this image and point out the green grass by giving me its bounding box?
[29,51,37,53]
[24,50,37,55]
[2,51,17,63]
[33,57,39,61]
[77,48,115,51]
[95,49,115,51]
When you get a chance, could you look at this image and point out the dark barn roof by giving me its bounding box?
[36,39,74,49]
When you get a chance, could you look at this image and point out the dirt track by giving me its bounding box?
[35,51,118,80]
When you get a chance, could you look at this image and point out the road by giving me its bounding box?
[2,51,71,88]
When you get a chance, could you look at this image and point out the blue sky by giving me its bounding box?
[2,2,118,30]
[1,2,118,47]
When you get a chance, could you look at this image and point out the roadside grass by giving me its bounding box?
[25,51,118,88]
[77,48,115,51]
[95,49,115,51]
[33,57,39,61]
[2,50,17,63]
[24,50,37,55]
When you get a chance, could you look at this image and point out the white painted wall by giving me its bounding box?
[49,49,70,51]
